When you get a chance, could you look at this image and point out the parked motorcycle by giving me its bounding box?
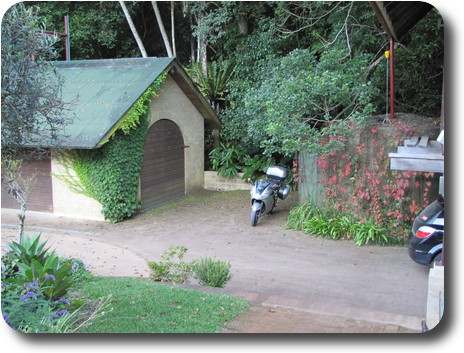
[249,166,290,226]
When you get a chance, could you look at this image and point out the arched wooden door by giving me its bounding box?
[141,119,185,210]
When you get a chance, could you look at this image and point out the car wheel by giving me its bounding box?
[431,252,442,266]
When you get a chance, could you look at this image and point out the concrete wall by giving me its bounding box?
[51,158,105,221]
[204,171,250,191]
[148,74,205,193]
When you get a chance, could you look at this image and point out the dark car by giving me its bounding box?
[408,197,444,266]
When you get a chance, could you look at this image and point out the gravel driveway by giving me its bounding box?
[1,189,429,331]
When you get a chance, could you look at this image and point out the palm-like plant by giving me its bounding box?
[188,60,236,113]
[8,233,50,266]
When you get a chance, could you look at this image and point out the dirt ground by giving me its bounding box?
[1,189,429,332]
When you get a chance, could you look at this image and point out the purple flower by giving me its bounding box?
[44,274,55,281]
[54,298,71,306]
[3,313,15,329]
[25,281,39,288]
[20,292,37,302]
[50,310,69,321]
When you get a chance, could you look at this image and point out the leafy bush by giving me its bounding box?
[188,60,236,113]
[3,234,75,300]
[13,252,74,300]
[241,154,277,181]
[287,202,392,246]
[209,141,245,177]
[8,233,50,267]
[1,234,100,333]
[193,257,232,288]
[222,46,377,159]
[148,245,196,283]
[314,126,437,240]
[1,278,102,333]
[286,202,323,231]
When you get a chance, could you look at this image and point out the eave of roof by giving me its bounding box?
[370,1,434,42]
[33,57,220,149]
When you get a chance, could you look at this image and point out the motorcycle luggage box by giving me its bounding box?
[278,184,290,200]
[266,166,287,181]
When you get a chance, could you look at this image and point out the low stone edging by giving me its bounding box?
[204,171,250,191]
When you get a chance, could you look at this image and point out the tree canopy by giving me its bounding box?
[23,1,444,164]
[1,3,69,160]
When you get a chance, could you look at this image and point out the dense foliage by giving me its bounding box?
[1,234,91,332]
[18,1,443,221]
[1,3,69,158]
[62,117,149,223]
[29,1,443,120]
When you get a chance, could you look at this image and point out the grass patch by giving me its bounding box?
[72,276,248,333]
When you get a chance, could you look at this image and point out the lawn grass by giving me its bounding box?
[72,276,248,333]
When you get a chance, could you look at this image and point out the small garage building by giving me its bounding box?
[1,57,220,220]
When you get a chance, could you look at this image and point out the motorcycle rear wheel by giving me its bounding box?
[250,209,259,226]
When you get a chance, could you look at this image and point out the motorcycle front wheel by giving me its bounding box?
[250,209,259,226]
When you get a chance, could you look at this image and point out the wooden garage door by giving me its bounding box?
[1,156,53,212]
[141,119,185,210]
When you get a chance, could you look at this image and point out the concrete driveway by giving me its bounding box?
[1,189,429,332]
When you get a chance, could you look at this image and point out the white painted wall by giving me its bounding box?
[51,158,105,221]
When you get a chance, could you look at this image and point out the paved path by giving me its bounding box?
[1,190,429,333]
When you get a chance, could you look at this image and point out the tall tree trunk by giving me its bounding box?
[151,1,173,57]
[171,1,176,57]
[119,1,148,57]
[238,19,249,35]
[196,11,208,75]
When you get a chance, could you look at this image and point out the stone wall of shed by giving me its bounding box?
[51,158,105,221]
[148,74,205,193]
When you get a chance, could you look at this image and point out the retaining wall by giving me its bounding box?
[204,171,250,191]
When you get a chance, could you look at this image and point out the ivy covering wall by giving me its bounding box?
[56,74,166,222]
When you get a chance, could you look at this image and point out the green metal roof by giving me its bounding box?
[52,57,175,149]
[29,57,219,149]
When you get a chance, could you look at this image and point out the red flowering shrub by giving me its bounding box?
[315,124,436,240]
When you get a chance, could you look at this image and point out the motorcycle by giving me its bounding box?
[249,166,290,226]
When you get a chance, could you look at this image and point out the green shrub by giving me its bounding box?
[287,203,392,246]
[8,233,50,267]
[209,141,244,177]
[13,252,74,300]
[193,257,232,288]
[286,202,323,230]
[148,245,196,283]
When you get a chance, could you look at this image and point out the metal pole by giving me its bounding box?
[389,38,395,119]
[385,51,389,121]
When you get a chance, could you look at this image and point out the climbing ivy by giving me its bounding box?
[56,74,166,222]
[66,117,148,222]
[118,72,166,135]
